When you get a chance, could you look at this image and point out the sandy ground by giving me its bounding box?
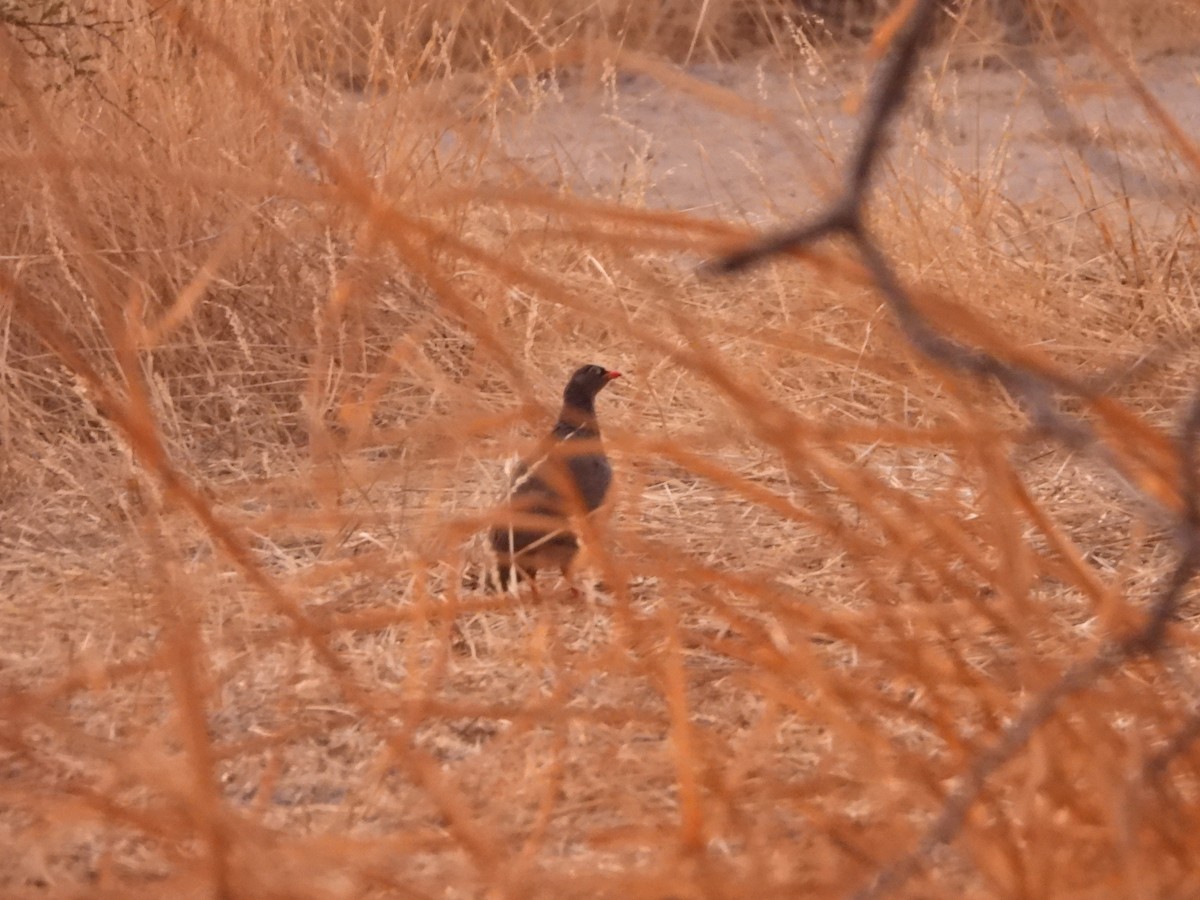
[6,40,1200,895]
[497,50,1200,234]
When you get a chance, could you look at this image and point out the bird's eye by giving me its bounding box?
[591,366,603,376]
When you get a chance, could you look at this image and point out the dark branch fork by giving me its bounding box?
[708,0,1200,895]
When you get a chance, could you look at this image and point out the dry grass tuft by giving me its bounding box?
[4,0,1200,896]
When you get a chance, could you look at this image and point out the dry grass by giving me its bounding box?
[4,0,1200,896]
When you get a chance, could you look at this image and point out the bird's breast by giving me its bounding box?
[567,452,612,511]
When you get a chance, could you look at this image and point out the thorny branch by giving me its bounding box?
[711,0,1200,895]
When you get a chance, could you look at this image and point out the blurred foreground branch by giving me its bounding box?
[712,0,1200,894]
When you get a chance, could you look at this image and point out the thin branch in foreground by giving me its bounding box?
[854,512,1200,898]
[710,0,937,274]
[704,0,1200,893]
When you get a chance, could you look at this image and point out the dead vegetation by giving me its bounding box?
[4,0,1200,896]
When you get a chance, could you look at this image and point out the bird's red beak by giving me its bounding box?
[605,370,622,381]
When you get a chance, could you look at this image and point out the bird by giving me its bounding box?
[489,364,621,591]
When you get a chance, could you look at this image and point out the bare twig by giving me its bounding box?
[712,0,938,273]
[709,1,1200,894]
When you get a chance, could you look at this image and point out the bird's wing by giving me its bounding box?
[504,424,579,496]
[503,422,602,506]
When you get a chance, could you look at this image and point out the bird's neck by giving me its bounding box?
[556,399,598,434]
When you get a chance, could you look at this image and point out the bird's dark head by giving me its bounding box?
[562,364,620,414]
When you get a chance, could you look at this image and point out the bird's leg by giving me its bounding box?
[496,563,513,594]
[560,558,588,602]
[562,568,580,600]
[485,560,517,594]
[526,571,543,604]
